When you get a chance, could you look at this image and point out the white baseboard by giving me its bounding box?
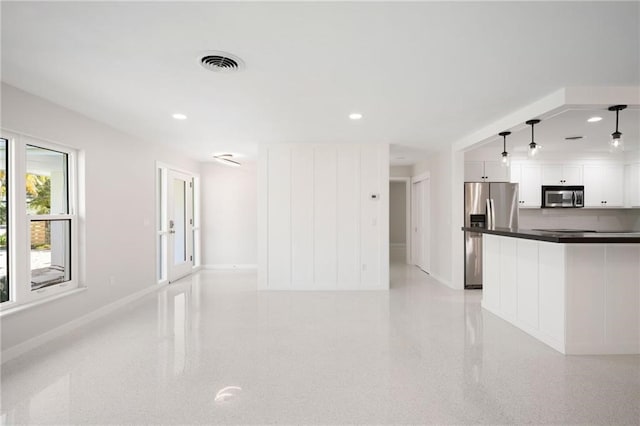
[202,264,257,270]
[1,282,167,364]
[428,272,452,289]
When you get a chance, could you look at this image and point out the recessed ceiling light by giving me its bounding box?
[172,113,187,120]
[349,113,363,120]
[587,116,602,123]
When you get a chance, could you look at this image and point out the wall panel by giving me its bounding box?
[360,145,381,288]
[337,145,360,287]
[313,146,338,289]
[260,143,388,291]
[267,148,292,289]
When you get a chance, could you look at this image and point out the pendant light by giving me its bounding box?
[526,119,541,157]
[608,105,627,152]
[499,131,511,167]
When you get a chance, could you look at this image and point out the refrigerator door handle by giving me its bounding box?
[486,198,493,229]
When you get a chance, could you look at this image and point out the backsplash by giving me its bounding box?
[519,208,640,231]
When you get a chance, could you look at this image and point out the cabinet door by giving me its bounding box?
[627,163,640,207]
[510,164,521,184]
[483,235,501,311]
[601,165,624,207]
[520,165,542,207]
[583,166,603,207]
[542,165,563,185]
[562,165,583,186]
[484,161,509,182]
[465,161,484,182]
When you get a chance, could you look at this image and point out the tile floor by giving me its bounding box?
[1,263,639,424]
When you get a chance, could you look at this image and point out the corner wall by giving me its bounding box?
[200,161,257,268]
[0,83,199,353]
[413,150,455,288]
[258,144,389,290]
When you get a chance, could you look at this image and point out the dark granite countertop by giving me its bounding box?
[461,227,640,243]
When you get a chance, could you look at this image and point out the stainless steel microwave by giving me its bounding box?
[541,185,584,208]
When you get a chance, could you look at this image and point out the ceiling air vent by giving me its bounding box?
[199,51,245,73]
[565,136,583,141]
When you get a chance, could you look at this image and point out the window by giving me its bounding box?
[0,132,78,310]
[0,139,8,303]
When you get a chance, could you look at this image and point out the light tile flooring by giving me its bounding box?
[2,263,639,424]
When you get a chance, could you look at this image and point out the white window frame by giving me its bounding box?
[0,130,79,312]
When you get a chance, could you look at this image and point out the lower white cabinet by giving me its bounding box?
[482,234,640,354]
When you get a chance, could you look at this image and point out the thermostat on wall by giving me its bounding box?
[370,193,380,200]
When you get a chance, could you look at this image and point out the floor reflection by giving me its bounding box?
[156,275,203,381]
[1,267,639,424]
[464,290,483,386]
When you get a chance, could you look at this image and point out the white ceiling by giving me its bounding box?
[470,107,640,158]
[1,2,639,164]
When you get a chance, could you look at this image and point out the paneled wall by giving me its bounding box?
[258,144,389,290]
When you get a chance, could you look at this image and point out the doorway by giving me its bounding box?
[168,170,193,282]
[389,180,410,263]
[411,174,430,273]
[157,164,199,284]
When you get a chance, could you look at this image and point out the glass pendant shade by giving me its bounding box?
[609,131,624,152]
[500,151,510,167]
[608,105,627,153]
[498,131,511,167]
[525,119,541,158]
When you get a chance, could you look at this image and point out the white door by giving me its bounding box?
[168,170,193,282]
[411,179,430,273]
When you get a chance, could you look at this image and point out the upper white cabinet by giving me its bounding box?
[508,160,633,209]
[511,163,542,207]
[465,161,484,181]
[583,164,625,207]
[465,161,509,182]
[542,164,582,186]
[624,163,640,208]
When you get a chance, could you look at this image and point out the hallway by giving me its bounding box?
[2,264,639,424]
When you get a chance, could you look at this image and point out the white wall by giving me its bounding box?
[258,144,389,290]
[389,182,406,244]
[201,161,257,268]
[390,165,411,177]
[520,208,640,232]
[0,83,199,352]
[413,151,454,287]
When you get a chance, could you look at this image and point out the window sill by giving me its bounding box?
[0,287,87,318]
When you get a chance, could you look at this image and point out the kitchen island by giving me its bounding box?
[461,227,640,355]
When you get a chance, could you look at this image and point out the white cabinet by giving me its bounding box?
[583,165,625,207]
[465,161,509,182]
[542,164,582,186]
[464,161,484,181]
[483,234,640,355]
[625,163,640,207]
[511,163,542,207]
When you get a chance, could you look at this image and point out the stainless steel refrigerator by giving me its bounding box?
[464,182,519,289]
